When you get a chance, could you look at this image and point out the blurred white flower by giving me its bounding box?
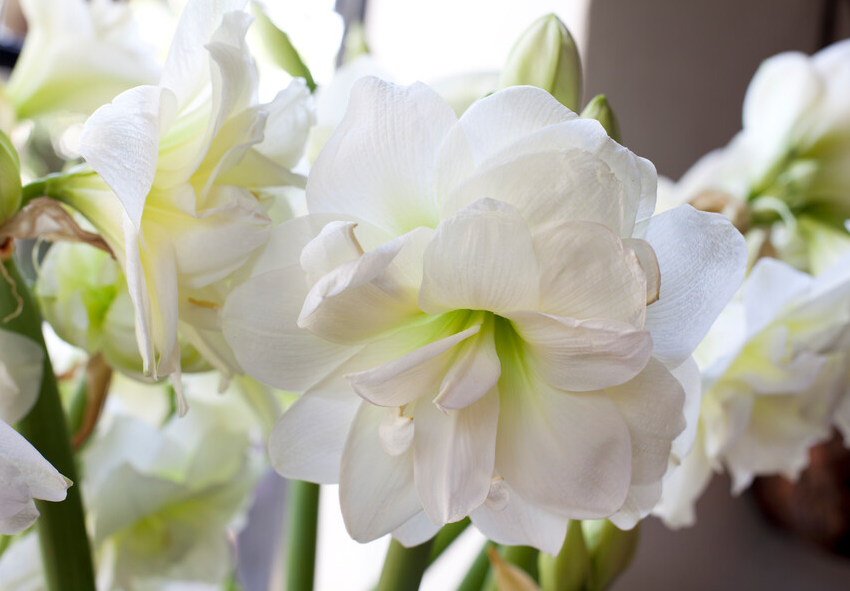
[665,39,850,274]
[0,329,69,535]
[223,78,746,552]
[43,0,314,409]
[654,255,850,528]
[83,376,261,590]
[4,0,160,120]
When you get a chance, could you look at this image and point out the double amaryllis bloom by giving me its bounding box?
[223,78,747,552]
[52,0,313,409]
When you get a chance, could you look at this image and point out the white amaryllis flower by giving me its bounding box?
[4,0,159,120]
[49,0,313,408]
[662,39,850,274]
[223,78,746,552]
[0,329,70,534]
[83,377,260,590]
[654,255,850,528]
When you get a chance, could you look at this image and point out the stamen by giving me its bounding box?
[379,406,414,456]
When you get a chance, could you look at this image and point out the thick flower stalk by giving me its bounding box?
[38,0,314,408]
[4,0,159,120]
[0,329,70,534]
[654,255,850,527]
[223,78,747,552]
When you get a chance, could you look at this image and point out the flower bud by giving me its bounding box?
[0,130,21,226]
[581,95,621,143]
[498,14,582,111]
[35,242,210,378]
[581,520,640,591]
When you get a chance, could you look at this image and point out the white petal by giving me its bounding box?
[159,186,271,289]
[743,258,812,338]
[138,222,180,378]
[413,390,499,525]
[159,0,248,108]
[392,511,440,548]
[346,325,481,408]
[669,356,703,465]
[457,85,576,165]
[434,317,501,411]
[298,228,431,345]
[307,77,458,234]
[340,402,421,542]
[505,311,652,392]
[644,206,747,367]
[652,433,713,529]
[449,115,656,238]
[253,79,315,169]
[495,355,632,519]
[268,373,361,484]
[122,217,155,375]
[0,330,43,425]
[604,359,686,527]
[300,221,364,285]
[470,481,568,555]
[535,220,646,326]
[222,265,358,392]
[0,419,69,503]
[79,85,177,229]
[441,150,626,240]
[419,198,540,315]
[623,238,660,305]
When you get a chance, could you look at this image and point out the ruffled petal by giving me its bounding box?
[307,77,458,234]
[419,198,540,315]
[505,311,652,392]
[339,402,421,542]
[535,220,646,326]
[643,206,747,367]
[412,390,499,525]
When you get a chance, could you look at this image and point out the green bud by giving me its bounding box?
[581,95,621,143]
[0,129,22,225]
[538,520,591,591]
[581,520,640,591]
[498,14,583,111]
[36,241,210,378]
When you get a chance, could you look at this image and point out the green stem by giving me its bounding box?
[428,518,470,564]
[376,538,434,591]
[456,542,495,591]
[285,480,320,591]
[20,179,48,209]
[1,256,96,591]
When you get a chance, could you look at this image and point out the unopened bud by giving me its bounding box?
[498,14,582,111]
[581,95,621,143]
[0,130,21,225]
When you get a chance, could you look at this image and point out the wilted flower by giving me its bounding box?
[4,0,159,120]
[654,255,850,528]
[223,78,746,552]
[41,0,313,409]
[0,329,70,534]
